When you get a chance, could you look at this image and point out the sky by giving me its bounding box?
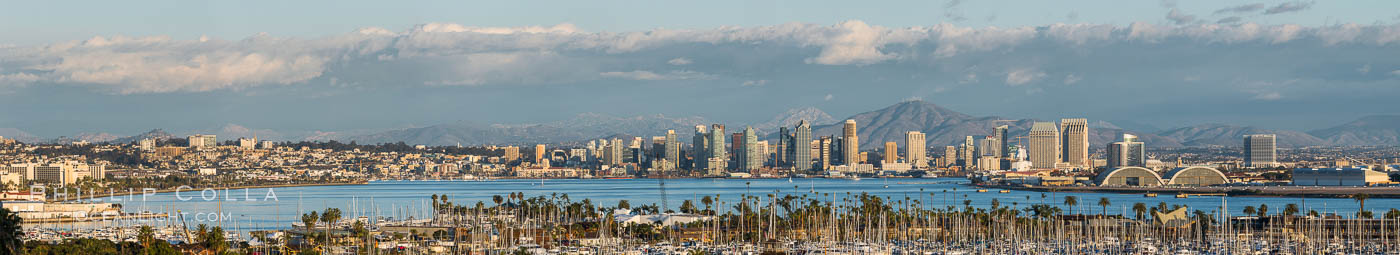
[2,0,1399,139]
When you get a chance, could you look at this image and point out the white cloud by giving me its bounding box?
[741,80,769,86]
[1252,91,1283,100]
[1,21,1399,94]
[824,94,834,101]
[1166,9,1198,25]
[599,70,713,81]
[1063,74,1082,85]
[1005,69,1046,86]
[1390,70,1400,76]
[1358,64,1371,74]
[667,57,693,65]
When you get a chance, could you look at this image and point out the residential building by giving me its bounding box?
[905,131,926,168]
[1028,122,1060,169]
[1060,118,1089,169]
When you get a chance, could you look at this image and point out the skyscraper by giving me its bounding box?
[1107,134,1145,168]
[1059,118,1089,169]
[664,130,680,170]
[708,124,727,174]
[793,121,813,172]
[1028,122,1060,170]
[842,119,859,166]
[883,142,899,164]
[817,136,831,170]
[692,125,709,170]
[978,136,1001,158]
[1244,134,1278,168]
[739,126,761,171]
[188,134,216,148]
[994,125,1010,157]
[904,131,926,168]
[776,127,790,168]
[943,146,956,168]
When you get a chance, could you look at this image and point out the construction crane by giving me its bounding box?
[657,175,669,213]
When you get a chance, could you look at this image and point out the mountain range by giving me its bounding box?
[4,101,1397,148]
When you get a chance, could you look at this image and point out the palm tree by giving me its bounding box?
[1243,206,1256,216]
[1063,196,1078,215]
[1353,193,1370,217]
[1097,197,1111,216]
[1132,203,1147,220]
[1283,204,1300,217]
[138,225,155,248]
[0,208,21,255]
[322,208,342,246]
[1257,204,1269,218]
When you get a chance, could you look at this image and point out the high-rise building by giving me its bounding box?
[503,146,521,162]
[817,136,832,170]
[978,136,1001,158]
[535,144,548,165]
[1059,118,1089,168]
[943,146,956,168]
[776,127,790,168]
[692,125,709,170]
[137,138,155,151]
[606,138,624,166]
[904,131,926,168]
[260,140,275,149]
[994,125,1010,157]
[238,138,257,149]
[738,126,761,171]
[188,134,216,148]
[1106,134,1145,168]
[1244,134,1278,168]
[883,142,899,164]
[793,121,813,172]
[1028,122,1061,169]
[708,124,728,174]
[842,119,859,166]
[664,130,680,170]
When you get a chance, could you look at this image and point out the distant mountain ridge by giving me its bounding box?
[1308,115,1400,146]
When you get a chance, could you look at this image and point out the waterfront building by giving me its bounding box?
[1244,134,1278,168]
[1028,122,1060,170]
[794,121,813,172]
[188,134,216,148]
[1161,166,1229,186]
[1292,167,1390,186]
[842,119,859,167]
[664,130,680,170]
[1060,118,1089,169]
[977,156,1002,170]
[905,131,926,168]
[883,142,898,164]
[1095,167,1164,186]
[1106,134,1145,168]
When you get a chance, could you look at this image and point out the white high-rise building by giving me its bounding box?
[1244,134,1278,168]
[238,138,257,149]
[904,131,926,168]
[138,138,156,151]
[188,134,217,148]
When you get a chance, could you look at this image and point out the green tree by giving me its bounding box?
[1132,203,1147,220]
[1097,197,1111,216]
[1063,196,1078,215]
[0,208,21,255]
[301,211,319,245]
[1354,193,1370,218]
[321,208,342,246]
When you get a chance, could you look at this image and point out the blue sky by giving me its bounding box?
[1,0,1398,140]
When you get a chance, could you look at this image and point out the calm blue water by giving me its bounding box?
[33,178,1400,235]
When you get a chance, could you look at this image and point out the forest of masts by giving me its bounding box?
[366,190,1400,253]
